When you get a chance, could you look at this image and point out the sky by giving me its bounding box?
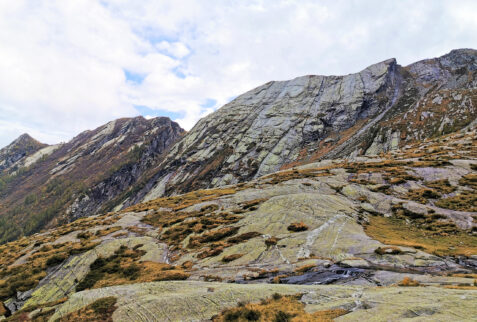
[0,0,476,148]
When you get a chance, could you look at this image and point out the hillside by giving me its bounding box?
[0,49,476,321]
[124,49,477,204]
[0,123,475,320]
[0,117,184,243]
[0,134,47,173]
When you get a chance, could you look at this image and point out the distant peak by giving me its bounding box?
[13,133,42,146]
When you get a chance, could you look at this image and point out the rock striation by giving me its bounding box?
[129,49,477,202]
[0,123,475,320]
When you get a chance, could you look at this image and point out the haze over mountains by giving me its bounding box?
[0,49,476,320]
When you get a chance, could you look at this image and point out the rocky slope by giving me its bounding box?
[0,134,46,173]
[0,125,475,320]
[128,49,477,203]
[0,117,184,244]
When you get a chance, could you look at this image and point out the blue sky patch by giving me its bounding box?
[135,105,183,120]
[201,98,217,108]
[124,70,147,84]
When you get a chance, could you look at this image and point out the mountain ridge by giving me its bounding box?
[0,116,184,243]
[0,49,476,320]
[121,48,476,204]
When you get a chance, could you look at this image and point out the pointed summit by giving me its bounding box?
[0,134,46,172]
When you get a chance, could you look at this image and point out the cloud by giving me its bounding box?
[1,0,476,148]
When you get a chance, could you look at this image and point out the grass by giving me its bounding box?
[294,264,315,273]
[398,277,420,287]
[425,179,456,194]
[5,297,67,321]
[142,207,242,250]
[57,297,117,322]
[0,240,99,301]
[374,246,402,255]
[263,168,331,185]
[405,188,441,204]
[459,173,477,190]
[435,191,477,212]
[287,222,309,232]
[126,187,237,213]
[222,254,244,263]
[76,246,189,291]
[212,294,349,322]
[363,214,477,256]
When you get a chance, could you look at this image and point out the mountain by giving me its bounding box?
[0,116,184,243]
[127,49,477,203]
[0,124,475,320]
[0,134,47,173]
[0,49,476,320]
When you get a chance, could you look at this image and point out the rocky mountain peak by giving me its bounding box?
[0,116,184,243]
[123,49,477,203]
[0,133,46,172]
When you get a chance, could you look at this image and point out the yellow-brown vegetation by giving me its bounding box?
[125,187,237,213]
[287,222,309,232]
[76,246,189,291]
[57,297,117,322]
[398,277,420,287]
[212,294,349,322]
[294,264,315,273]
[435,191,477,212]
[364,214,477,256]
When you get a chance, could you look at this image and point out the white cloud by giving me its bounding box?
[0,0,477,148]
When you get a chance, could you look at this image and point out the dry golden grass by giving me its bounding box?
[443,284,477,290]
[212,294,349,322]
[95,226,122,237]
[425,179,456,194]
[221,254,244,263]
[294,264,315,273]
[435,191,477,212]
[405,188,441,204]
[364,215,477,256]
[5,297,67,321]
[263,168,331,185]
[374,246,402,255]
[77,246,189,291]
[57,297,117,322]
[398,276,420,287]
[125,187,237,213]
[0,301,7,317]
[460,173,477,190]
[287,222,309,232]
[0,240,99,301]
[92,261,189,289]
[142,206,243,251]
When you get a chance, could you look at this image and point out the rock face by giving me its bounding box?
[50,281,477,322]
[0,116,184,243]
[0,125,475,320]
[0,134,46,172]
[131,49,477,201]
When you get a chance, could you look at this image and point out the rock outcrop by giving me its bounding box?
[0,124,475,320]
[0,134,46,173]
[131,49,477,201]
[0,116,184,243]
